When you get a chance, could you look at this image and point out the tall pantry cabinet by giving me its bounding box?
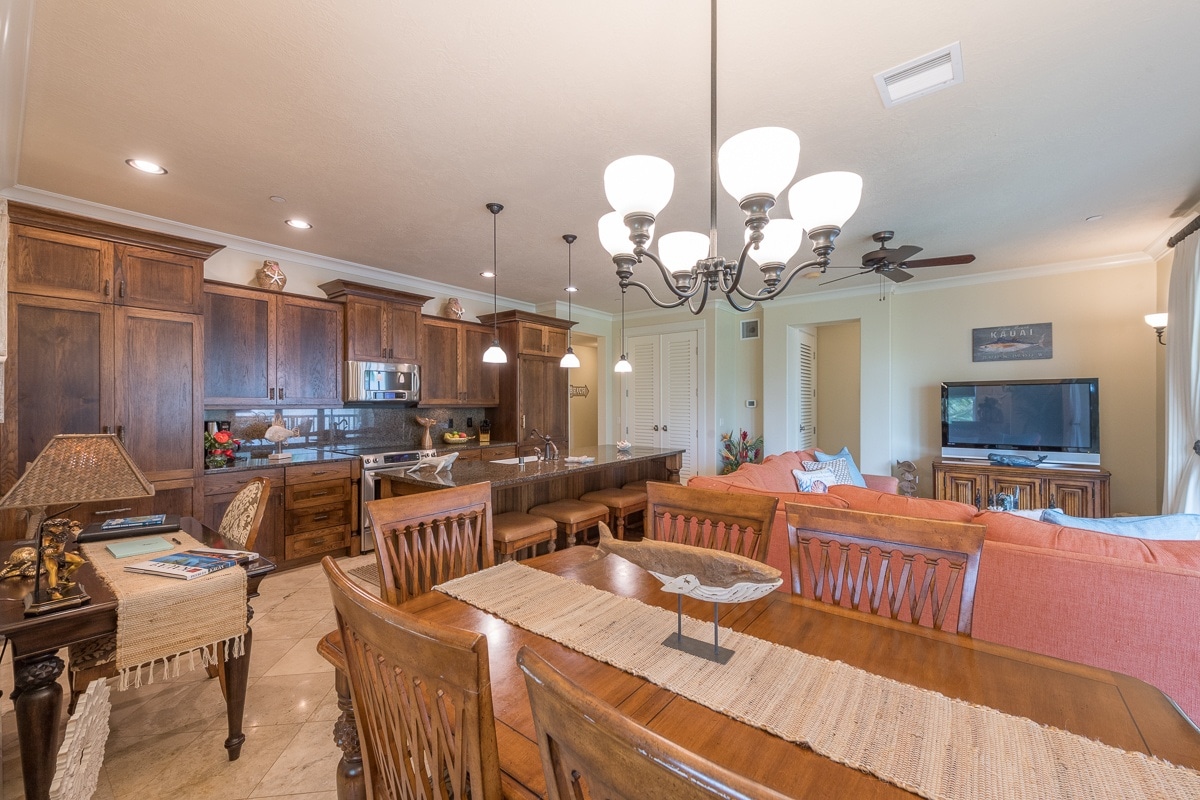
[1,203,222,537]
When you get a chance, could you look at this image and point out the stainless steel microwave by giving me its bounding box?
[345,361,420,403]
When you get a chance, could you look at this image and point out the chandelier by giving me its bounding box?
[597,0,863,314]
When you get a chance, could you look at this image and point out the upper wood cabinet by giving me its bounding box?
[420,317,500,406]
[7,203,219,313]
[204,282,343,407]
[319,280,431,364]
[517,320,569,357]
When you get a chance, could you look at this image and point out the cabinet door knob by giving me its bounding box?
[269,388,275,400]
[278,387,285,400]
[117,425,125,442]
[118,280,126,298]
[104,279,111,297]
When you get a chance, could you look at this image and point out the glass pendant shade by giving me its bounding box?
[614,355,633,373]
[746,218,804,266]
[560,348,580,369]
[718,127,801,202]
[604,155,675,217]
[658,231,710,272]
[787,171,863,231]
[1145,312,1169,328]
[483,341,507,364]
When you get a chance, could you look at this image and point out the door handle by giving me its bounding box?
[269,388,275,400]
[116,425,125,443]
[662,425,668,432]
[118,280,126,298]
[653,425,659,431]
[278,387,284,400]
[104,279,111,297]
[102,425,110,434]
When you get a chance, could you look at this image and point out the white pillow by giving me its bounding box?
[803,458,852,486]
[793,468,840,493]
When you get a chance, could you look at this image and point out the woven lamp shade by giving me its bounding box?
[0,434,154,510]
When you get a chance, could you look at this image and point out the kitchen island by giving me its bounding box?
[378,445,683,515]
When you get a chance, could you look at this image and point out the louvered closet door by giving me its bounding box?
[796,330,817,450]
[626,335,660,448]
[659,331,696,480]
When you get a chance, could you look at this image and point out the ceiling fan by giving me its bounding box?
[819,231,976,285]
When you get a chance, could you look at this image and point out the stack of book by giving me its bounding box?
[124,547,257,580]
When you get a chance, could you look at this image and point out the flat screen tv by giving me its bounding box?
[940,378,1100,465]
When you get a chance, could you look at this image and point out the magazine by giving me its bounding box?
[185,547,259,565]
[124,551,238,580]
[101,514,167,530]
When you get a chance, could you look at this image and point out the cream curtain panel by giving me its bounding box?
[1163,233,1200,513]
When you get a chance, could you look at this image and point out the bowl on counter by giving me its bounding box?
[443,433,473,444]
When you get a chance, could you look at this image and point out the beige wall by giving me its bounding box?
[568,342,599,448]
[815,321,861,459]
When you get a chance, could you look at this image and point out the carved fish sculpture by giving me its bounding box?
[406,451,459,473]
[988,453,1048,468]
[595,523,782,603]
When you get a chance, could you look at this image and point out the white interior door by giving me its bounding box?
[623,330,698,481]
[626,335,660,448]
[796,329,817,451]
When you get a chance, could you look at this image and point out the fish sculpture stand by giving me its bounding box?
[595,523,781,663]
[405,451,459,473]
[988,453,1048,468]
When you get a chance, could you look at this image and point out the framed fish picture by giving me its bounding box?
[972,322,1052,362]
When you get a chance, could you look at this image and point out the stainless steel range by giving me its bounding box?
[323,444,435,551]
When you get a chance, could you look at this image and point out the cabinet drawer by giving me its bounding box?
[203,468,286,496]
[289,502,351,534]
[484,445,516,460]
[286,477,351,509]
[285,525,349,560]
[286,461,353,485]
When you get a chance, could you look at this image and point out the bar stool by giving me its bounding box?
[492,511,558,563]
[580,486,648,540]
[622,479,649,492]
[528,499,610,547]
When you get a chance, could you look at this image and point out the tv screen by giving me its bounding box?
[941,378,1100,464]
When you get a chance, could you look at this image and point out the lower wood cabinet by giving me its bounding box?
[933,460,1111,517]
[202,459,358,568]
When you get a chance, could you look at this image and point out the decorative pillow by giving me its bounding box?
[792,468,839,493]
[803,458,852,486]
[1041,509,1200,541]
[814,447,867,488]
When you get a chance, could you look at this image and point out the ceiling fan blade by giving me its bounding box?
[901,254,976,268]
[887,244,923,263]
[819,270,871,286]
[884,268,915,283]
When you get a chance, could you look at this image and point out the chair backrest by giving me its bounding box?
[645,481,778,562]
[217,476,271,551]
[366,482,494,606]
[517,646,790,800]
[785,502,986,635]
[323,557,502,800]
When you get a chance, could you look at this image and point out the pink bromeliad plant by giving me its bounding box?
[719,429,763,474]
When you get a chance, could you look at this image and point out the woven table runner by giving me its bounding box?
[82,532,247,687]
[437,562,1200,800]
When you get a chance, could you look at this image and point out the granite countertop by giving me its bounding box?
[435,440,518,455]
[203,447,359,474]
[376,445,683,490]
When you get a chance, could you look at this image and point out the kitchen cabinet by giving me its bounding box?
[478,311,573,450]
[319,280,431,364]
[8,203,214,314]
[203,282,343,407]
[933,460,1111,517]
[1,207,218,538]
[419,317,500,406]
[517,320,569,358]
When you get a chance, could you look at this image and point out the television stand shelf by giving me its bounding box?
[933,460,1110,518]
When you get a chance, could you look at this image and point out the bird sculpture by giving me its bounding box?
[594,523,781,603]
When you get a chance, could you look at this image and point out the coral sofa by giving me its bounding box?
[688,450,1200,725]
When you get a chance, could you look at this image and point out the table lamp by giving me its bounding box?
[0,434,155,615]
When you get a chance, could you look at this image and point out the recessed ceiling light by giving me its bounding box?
[566,285,578,293]
[480,271,495,278]
[126,158,167,175]
[269,195,287,203]
[285,219,312,229]
[1085,214,1104,222]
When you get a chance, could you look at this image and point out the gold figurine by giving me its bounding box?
[39,518,86,599]
[0,546,39,579]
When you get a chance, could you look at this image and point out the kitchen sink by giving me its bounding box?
[489,456,539,465]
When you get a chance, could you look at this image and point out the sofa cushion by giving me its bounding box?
[814,447,868,488]
[802,458,854,486]
[1040,509,1200,541]
[976,510,1200,571]
[829,485,977,522]
[792,467,842,493]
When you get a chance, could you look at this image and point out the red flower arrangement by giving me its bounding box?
[204,429,241,467]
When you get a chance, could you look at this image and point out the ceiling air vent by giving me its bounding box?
[874,42,964,108]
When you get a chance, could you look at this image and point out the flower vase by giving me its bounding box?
[206,453,229,469]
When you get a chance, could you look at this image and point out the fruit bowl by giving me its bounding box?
[443,433,471,444]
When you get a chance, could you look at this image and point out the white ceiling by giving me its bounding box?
[7,0,1200,313]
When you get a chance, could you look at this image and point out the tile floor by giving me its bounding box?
[0,554,378,800]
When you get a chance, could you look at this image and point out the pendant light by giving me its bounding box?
[482,202,508,364]
[560,233,581,368]
[614,288,632,373]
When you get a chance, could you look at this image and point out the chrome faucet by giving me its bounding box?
[528,429,558,461]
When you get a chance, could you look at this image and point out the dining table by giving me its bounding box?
[387,546,1200,799]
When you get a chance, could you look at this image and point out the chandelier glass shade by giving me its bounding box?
[598,0,863,314]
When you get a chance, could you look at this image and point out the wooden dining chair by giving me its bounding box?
[785,502,986,635]
[367,481,495,605]
[66,476,272,712]
[517,646,790,800]
[324,556,503,800]
[318,481,495,798]
[645,481,778,562]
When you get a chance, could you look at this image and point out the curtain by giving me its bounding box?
[1162,233,1200,513]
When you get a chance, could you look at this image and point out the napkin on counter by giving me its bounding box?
[563,455,595,464]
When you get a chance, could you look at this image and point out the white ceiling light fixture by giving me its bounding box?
[598,0,862,314]
[285,219,312,229]
[560,234,581,369]
[482,203,508,364]
[614,289,632,373]
[125,158,166,175]
[874,42,965,109]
